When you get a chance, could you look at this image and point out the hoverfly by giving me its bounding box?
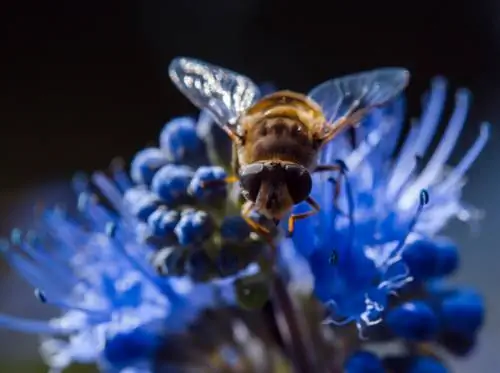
[169,57,409,240]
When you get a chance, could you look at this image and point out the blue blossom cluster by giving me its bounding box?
[0,77,489,373]
[0,112,268,372]
[127,115,270,283]
[295,78,488,371]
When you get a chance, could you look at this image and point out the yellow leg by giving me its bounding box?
[320,106,367,144]
[241,201,278,260]
[314,164,343,173]
[241,201,270,235]
[286,196,320,237]
[222,124,243,145]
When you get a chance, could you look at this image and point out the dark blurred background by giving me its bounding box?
[0,0,499,371]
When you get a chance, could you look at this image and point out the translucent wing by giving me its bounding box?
[308,67,410,127]
[169,57,260,128]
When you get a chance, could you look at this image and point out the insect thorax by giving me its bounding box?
[237,91,326,168]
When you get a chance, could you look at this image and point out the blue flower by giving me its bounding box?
[0,76,489,373]
[0,195,244,372]
[287,77,490,330]
[0,110,262,372]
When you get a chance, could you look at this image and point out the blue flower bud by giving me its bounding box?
[188,166,228,201]
[160,117,203,163]
[440,289,484,337]
[403,238,459,280]
[152,246,187,276]
[386,301,438,341]
[123,186,161,221]
[130,147,169,185]
[186,249,217,282]
[216,245,241,276]
[220,216,251,241]
[151,165,194,205]
[407,357,448,373]
[174,210,214,246]
[147,207,180,238]
[345,351,384,373]
[439,330,476,356]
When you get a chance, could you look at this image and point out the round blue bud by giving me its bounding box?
[403,238,459,280]
[440,330,476,356]
[188,166,228,200]
[186,249,217,282]
[386,301,438,341]
[130,147,170,185]
[433,238,459,277]
[344,351,384,373]
[104,327,159,367]
[160,117,203,163]
[216,245,241,276]
[151,165,194,205]
[174,210,214,246]
[152,246,187,276]
[403,239,438,280]
[220,216,252,241]
[122,187,161,221]
[441,289,484,337]
[147,207,180,238]
[407,357,448,373]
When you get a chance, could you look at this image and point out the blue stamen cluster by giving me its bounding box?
[302,78,488,371]
[0,112,266,372]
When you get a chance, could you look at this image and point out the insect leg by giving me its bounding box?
[320,97,368,144]
[241,201,270,235]
[320,114,361,144]
[313,165,342,173]
[241,201,279,258]
[286,196,320,237]
[200,175,239,188]
[222,124,244,145]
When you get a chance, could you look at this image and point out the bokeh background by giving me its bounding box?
[1,0,499,372]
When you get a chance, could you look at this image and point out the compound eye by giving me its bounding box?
[239,163,265,202]
[284,164,312,204]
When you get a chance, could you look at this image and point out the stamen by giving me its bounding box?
[404,78,447,158]
[402,89,469,205]
[92,172,133,222]
[387,120,421,197]
[388,78,447,197]
[0,314,74,335]
[322,316,354,326]
[72,172,89,194]
[110,158,133,192]
[357,295,384,338]
[322,300,355,325]
[438,122,490,193]
[16,232,76,288]
[1,240,55,293]
[34,289,109,320]
[339,160,355,252]
[387,189,429,265]
[104,222,183,304]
